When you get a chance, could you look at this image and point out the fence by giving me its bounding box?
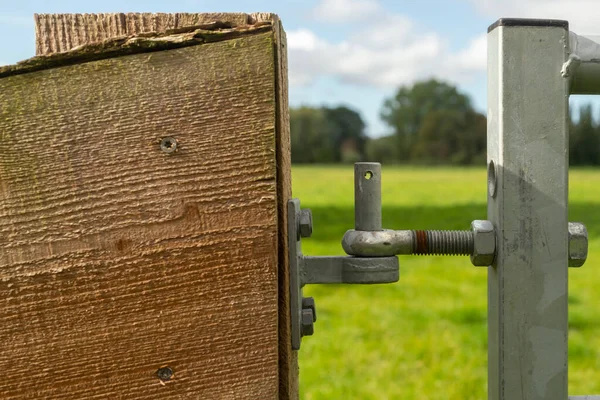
[0,13,599,400]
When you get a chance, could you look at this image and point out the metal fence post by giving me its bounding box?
[487,19,570,400]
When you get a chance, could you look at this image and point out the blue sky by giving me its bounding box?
[1,0,599,136]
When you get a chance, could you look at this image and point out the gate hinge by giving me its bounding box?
[288,198,398,350]
[288,162,587,350]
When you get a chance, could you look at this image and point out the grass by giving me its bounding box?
[292,165,600,399]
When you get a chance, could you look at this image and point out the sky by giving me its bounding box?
[1,0,599,136]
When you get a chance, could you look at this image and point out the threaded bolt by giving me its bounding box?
[412,230,474,255]
[341,221,494,264]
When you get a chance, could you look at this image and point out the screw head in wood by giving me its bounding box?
[157,366,174,381]
[160,137,178,154]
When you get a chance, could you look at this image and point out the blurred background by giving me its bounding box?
[2,1,600,398]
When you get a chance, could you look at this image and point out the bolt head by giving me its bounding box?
[299,209,313,238]
[302,296,317,322]
[470,220,496,267]
[569,222,588,268]
[300,308,315,337]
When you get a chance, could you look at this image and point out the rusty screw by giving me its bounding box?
[412,229,474,256]
[412,220,494,267]
[412,221,586,268]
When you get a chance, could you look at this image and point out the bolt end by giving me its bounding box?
[569,222,588,268]
[302,297,317,322]
[470,220,496,267]
[299,209,313,238]
[301,308,315,337]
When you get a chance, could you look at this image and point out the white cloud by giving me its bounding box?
[446,34,487,76]
[287,29,324,52]
[287,3,487,89]
[312,0,382,22]
[291,0,600,90]
[470,0,600,34]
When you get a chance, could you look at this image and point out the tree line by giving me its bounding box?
[292,79,599,166]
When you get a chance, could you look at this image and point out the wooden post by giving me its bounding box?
[0,13,296,399]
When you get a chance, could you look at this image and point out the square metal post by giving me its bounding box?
[487,19,570,400]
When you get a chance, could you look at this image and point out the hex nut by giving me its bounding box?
[470,220,496,267]
[299,209,313,239]
[568,222,588,268]
[302,296,317,322]
[300,308,315,337]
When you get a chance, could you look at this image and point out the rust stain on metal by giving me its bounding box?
[414,230,427,255]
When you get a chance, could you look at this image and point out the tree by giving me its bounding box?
[570,104,600,166]
[365,134,399,164]
[290,107,336,163]
[323,106,367,163]
[380,79,474,161]
[290,105,367,164]
[412,110,486,164]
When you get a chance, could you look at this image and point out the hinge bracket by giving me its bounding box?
[288,198,399,350]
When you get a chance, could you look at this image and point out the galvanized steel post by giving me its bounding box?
[487,19,569,400]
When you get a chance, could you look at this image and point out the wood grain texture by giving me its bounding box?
[0,31,280,399]
[32,13,298,399]
[252,13,298,400]
[2,23,273,79]
[35,13,255,56]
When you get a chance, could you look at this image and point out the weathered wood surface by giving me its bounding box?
[0,29,283,399]
[266,15,298,399]
[1,23,273,79]
[35,12,255,56]
[32,14,298,399]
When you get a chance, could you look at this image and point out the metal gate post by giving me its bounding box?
[487,19,570,400]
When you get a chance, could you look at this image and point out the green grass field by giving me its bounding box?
[292,166,600,399]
